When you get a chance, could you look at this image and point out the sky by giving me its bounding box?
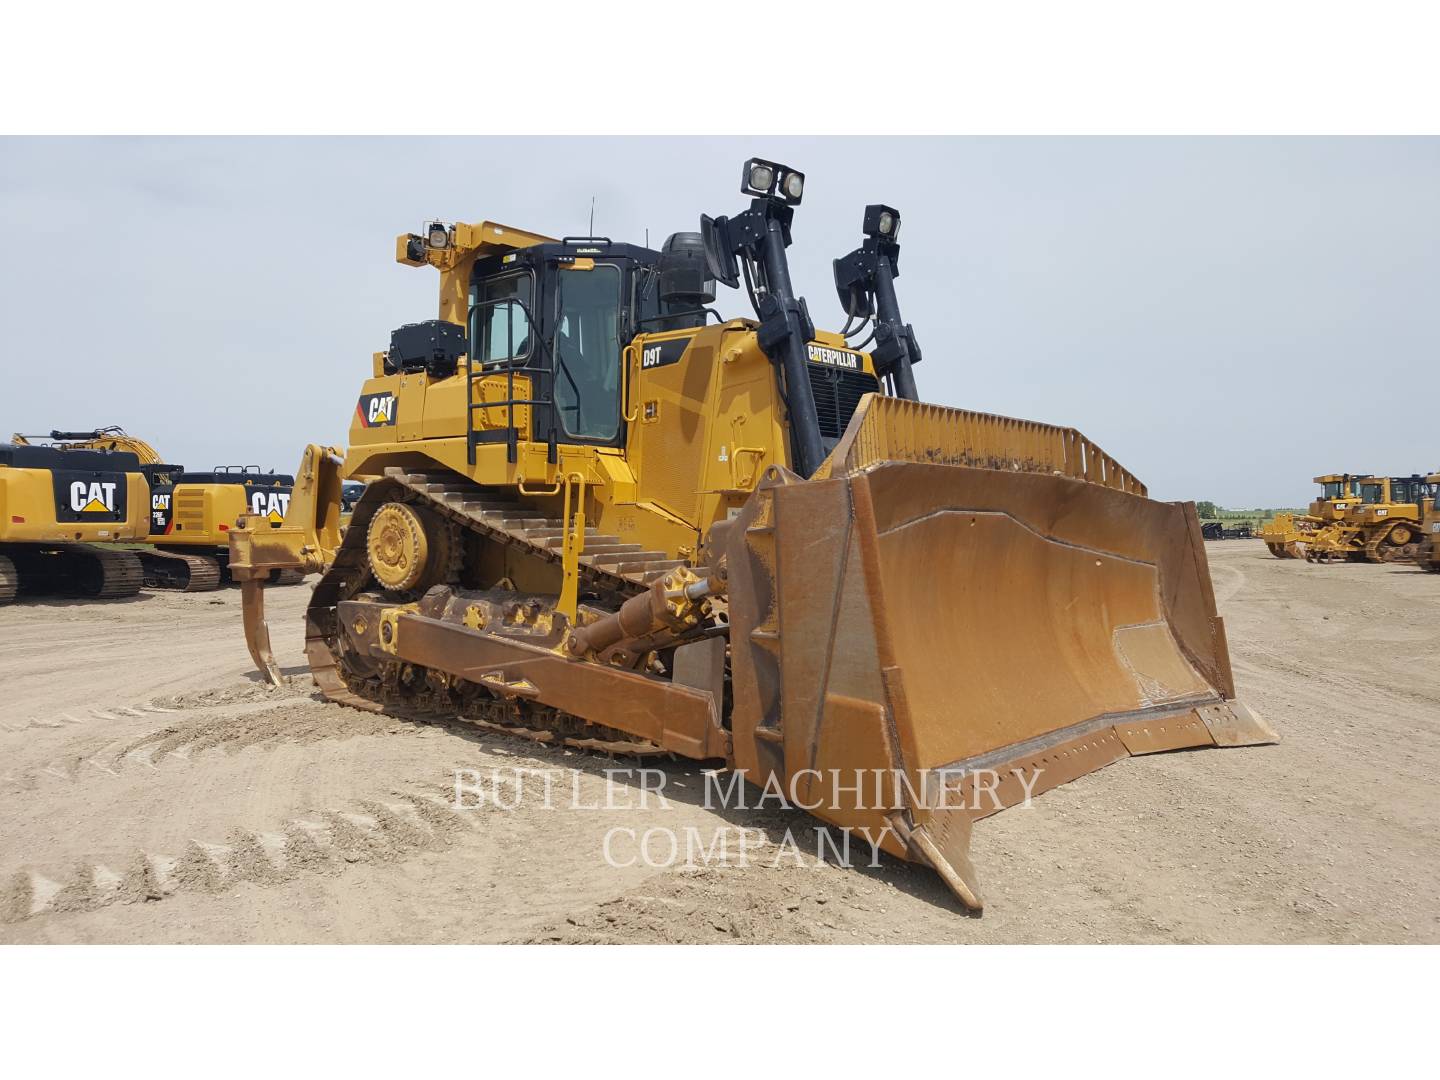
[1,137,1435,508]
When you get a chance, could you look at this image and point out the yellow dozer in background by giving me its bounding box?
[0,438,148,602]
[1414,473,1440,572]
[230,158,1276,909]
[1256,474,1362,558]
[1303,474,1435,563]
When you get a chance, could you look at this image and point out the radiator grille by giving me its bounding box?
[806,365,880,440]
[176,491,207,531]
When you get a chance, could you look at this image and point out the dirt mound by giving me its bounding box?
[120,702,424,762]
[152,680,307,710]
[516,865,882,944]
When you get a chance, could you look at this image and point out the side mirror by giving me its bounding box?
[700,214,740,289]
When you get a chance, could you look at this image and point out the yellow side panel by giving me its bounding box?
[0,469,148,542]
[420,370,533,441]
[631,337,717,523]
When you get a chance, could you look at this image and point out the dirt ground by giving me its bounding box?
[1,541,1436,944]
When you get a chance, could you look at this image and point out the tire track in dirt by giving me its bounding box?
[0,788,478,924]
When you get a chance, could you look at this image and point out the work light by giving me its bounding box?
[863,204,901,240]
[740,157,804,206]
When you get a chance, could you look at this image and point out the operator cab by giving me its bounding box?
[466,235,716,450]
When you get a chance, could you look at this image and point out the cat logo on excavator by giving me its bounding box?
[71,480,117,513]
[249,490,290,524]
[228,159,1276,912]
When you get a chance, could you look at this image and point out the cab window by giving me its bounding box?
[470,272,533,366]
[553,265,622,441]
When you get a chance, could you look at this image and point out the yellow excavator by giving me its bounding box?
[15,428,302,590]
[0,436,149,602]
[230,158,1276,909]
[1256,474,1363,558]
[1303,474,1434,563]
[1416,473,1440,572]
[143,465,303,590]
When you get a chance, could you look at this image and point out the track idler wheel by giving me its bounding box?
[365,501,458,592]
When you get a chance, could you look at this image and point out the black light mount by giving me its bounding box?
[831,203,922,401]
[741,157,805,205]
[699,157,825,477]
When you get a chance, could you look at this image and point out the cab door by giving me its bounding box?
[551,261,624,445]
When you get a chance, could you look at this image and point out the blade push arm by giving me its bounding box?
[699,157,827,477]
[832,204,922,401]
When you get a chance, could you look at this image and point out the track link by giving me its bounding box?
[304,471,700,751]
[91,547,144,598]
[0,544,142,599]
[138,549,223,591]
[1364,521,1422,563]
[65,544,144,598]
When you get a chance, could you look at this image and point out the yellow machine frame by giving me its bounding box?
[1257,473,1362,558]
[229,177,1275,912]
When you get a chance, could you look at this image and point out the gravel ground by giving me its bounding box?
[1,540,1436,943]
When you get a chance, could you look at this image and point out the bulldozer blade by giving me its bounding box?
[723,460,1276,911]
[240,578,283,686]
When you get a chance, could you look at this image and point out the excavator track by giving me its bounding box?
[50,544,145,598]
[138,549,223,591]
[305,469,698,752]
[0,554,16,603]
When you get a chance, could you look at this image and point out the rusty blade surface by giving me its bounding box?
[724,460,1276,910]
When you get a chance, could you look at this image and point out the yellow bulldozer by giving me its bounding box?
[1302,474,1435,563]
[0,437,149,602]
[1412,472,1440,572]
[1256,474,1363,558]
[15,428,304,591]
[230,158,1275,909]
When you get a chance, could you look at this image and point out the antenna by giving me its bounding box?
[588,195,595,238]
